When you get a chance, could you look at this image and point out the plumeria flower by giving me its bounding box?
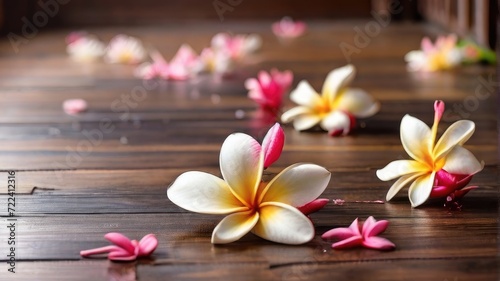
[192,47,234,76]
[377,100,484,207]
[66,32,106,62]
[105,34,147,64]
[272,17,307,39]
[322,216,395,250]
[63,99,88,115]
[281,64,379,136]
[211,32,262,61]
[245,69,293,114]
[167,124,331,244]
[135,45,198,80]
[80,233,158,261]
[405,34,462,72]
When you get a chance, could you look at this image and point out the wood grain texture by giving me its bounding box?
[0,21,498,280]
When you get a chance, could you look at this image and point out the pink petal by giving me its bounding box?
[80,245,122,257]
[297,198,329,215]
[362,217,389,237]
[108,248,138,261]
[66,31,87,45]
[421,37,435,53]
[322,218,360,240]
[453,185,478,199]
[262,123,285,168]
[63,99,88,115]
[138,234,158,256]
[362,236,395,250]
[104,233,135,254]
[331,235,363,249]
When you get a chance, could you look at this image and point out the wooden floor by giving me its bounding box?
[0,21,498,280]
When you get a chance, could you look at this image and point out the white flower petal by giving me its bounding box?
[442,146,484,175]
[252,202,314,245]
[319,110,351,135]
[220,133,263,206]
[281,106,313,123]
[292,114,321,131]
[290,81,322,108]
[212,211,259,244]
[386,172,425,201]
[260,163,330,207]
[167,171,247,214]
[433,120,475,160]
[321,64,355,105]
[335,88,380,118]
[377,160,429,181]
[408,172,435,207]
[400,115,432,164]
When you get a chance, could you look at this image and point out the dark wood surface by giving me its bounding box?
[0,21,498,280]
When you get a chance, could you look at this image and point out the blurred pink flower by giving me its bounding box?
[245,69,293,113]
[192,47,233,75]
[211,32,262,61]
[135,45,197,80]
[80,233,158,261]
[405,34,462,72]
[63,99,88,115]
[322,216,395,250]
[272,17,307,39]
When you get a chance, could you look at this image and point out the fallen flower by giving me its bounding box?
[211,32,262,61]
[192,47,234,76]
[167,124,331,244]
[376,100,484,207]
[322,216,395,250]
[272,17,307,39]
[281,64,379,136]
[63,99,88,115]
[80,233,158,261]
[135,45,197,80]
[105,34,147,64]
[245,69,293,114]
[405,34,462,72]
[66,32,106,62]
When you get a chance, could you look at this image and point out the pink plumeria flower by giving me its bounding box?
[105,35,147,64]
[80,233,158,261]
[211,32,262,61]
[135,45,197,80]
[272,17,307,39]
[245,69,293,114]
[63,99,88,115]
[405,34,462,72]
[377,101,484,207]
[281,64,379,136]
[192,47,234,75]
[66,32,106,62]
[322,216,395,250]
[167,124,330,244]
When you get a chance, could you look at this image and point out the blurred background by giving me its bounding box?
[0,0,497,49]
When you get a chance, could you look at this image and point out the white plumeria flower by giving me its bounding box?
[105,35,147,64]
[66,35,106,62]
[377,101,483,207]
[192,47,234,75]
[281,64,379,136]
[405,34,463,72]
[167,131,331,244]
